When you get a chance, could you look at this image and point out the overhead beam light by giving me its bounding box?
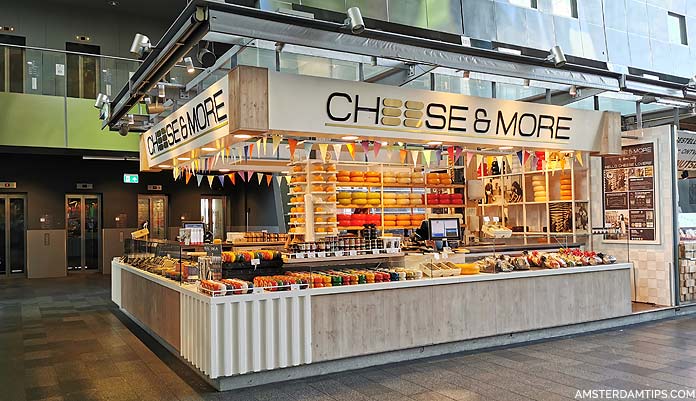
[569,85,577,97]
[343,7,365,34]
[129,33,152,58]
[184,56,195,73]
[197,42,216,68]
[94,93,109,109]
[342,135,359,140]
[545,45,567,67]
[157,83,166,98]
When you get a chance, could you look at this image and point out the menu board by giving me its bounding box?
[602,143,657,242]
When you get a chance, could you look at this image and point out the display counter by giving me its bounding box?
[112,258,631,390]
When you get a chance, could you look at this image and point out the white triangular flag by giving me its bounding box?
[332,143,342,160]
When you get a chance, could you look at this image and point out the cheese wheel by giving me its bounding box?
[365,177,380,183]
[560,184,572,191]
[327,195,337,202]
[560,178,572,184]
[533,190,546,198]
[290,217,297,223]
[397,172,411,178]
[384,220,397,227]
[412,178,425,185]
[409,193,421,199]
[291,186,303,193]
[560,190,572,197]
[297,217,305,223]
[428,179,441,185]
[367,192,381,199]
[310,165,324,172]
[337,192,351,199]
[438,173,450,180]
[315,207,324,213]
[292,165,303,172]
[311,185,324,192]
[383,171,396,177]
[337,170,351,177]
[440,177,452,185]
[383,177,397,184]
[533,197,546,202]
[353,199,368,205]
[327,175,337,182]
[382,192,397,199]
[337,176,351,182]
[368,199,381,205]
[349,171,364,177]
[328,217,337,222]
[426,173,439,180]
[395,193,409,199]
[315,217,325,223]
[383,198,397,205]
[412,214,426,220]
[309,174,322,181]
[365,171,380,178]
[410,200,423,206]
[338,199,352,205]
[350,177,366,183]
[323,185,334,192]
[532,185,545,192]
[397,178,411,184]
[325,164,337,172]
[397,199,410,205]
[351,192,367,199]
[384,214,397,221]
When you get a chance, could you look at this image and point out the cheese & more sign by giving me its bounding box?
[142,76,229,167]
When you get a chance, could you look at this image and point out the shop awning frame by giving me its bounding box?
[105,0,694,131]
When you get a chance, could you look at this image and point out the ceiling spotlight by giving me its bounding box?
[342,135,359,140]
[184,56,195,73]
[107,0,119,6]
[158,164,171,168]
[499,146,514,151]
[197,43,216,68]
[234,134,252,139]
[127,114,134,125]
[545,45,567,67]
[129,33,152,57]
[177,157,191,161]
[201,147,217,152]
[462,71,470,80]
[343,7,365,34]
[569,85,578,97]
[94,93,109,109]
[219,169,230,172]
[157,83,165,98]
[427,141,442,146]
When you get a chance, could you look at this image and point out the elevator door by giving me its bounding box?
[137,195,168,239]
[66,195,100,271]
[0,195,26,277]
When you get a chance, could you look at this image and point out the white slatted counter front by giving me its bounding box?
[180,289,312,378]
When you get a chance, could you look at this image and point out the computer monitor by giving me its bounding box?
[428,218,461,240]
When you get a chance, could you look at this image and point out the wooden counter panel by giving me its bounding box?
[311,268,631,362]
[121,269,181,351]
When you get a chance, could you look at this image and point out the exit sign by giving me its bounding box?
[123,174,139,184]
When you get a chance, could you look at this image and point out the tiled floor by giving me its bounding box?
[2,275,696,401]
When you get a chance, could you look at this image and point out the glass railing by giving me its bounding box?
[1,44,202,103]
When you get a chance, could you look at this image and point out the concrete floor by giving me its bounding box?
[1,274,696,401]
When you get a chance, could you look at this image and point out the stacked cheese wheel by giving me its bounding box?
[425,192,464,205]
[426,172,452,185]
[531,175,546,202]
[396,172,411,185]
[337,170,380,184]
[383,171,397,184]
[383,213,425,228]
[411,172,425,185]
[560,176,573,200]
[337,191,381,206]
[337,213,380,227]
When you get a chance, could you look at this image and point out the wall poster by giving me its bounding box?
[602,142,658,243]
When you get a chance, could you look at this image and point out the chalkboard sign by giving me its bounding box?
[203,244,222,256]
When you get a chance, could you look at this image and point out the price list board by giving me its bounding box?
[602,142,657,242]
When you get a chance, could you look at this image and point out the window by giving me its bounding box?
[201,196,227,240]
[668,12,688,45]
[550,0,578,18]
[65,42,100,99]
[509,0,537,9]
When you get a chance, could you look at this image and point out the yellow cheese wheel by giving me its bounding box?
[412,214,426,220]
[383,177,397,184]
[533,190,546,198]
[382,192,397,199]
[337,192,351,199]
[396,172,411,178]
[397,199,411,205]
[292,165,304,172]
[350,177,365,183]
[327,175,337,182]
[409,193,422,199]
[531,177,545,183]
[412,178,425,185]
[325,164,337,172]
[397,178,411,184]
[338,199,352,205]
[410,200,423,205]
[534,197,546,202]
[353,198,367,205]
[560,178,572,184]
[328,217,337,222]
[368,199,381,205]
[367,192,381,199]
[323,185,334,192]
[311,185,324,192]
[532,185,545,192]
[365,171,380,178]
[351,192,367,199]
[365,177,381,183]
[337,170,351,177]
[384,220,397,227]
[327,195,337,202]
[349,171,364,177]
[383,171,396,178]
[396,193,409,199]
[383,199,397,205]
[290,217,297,223]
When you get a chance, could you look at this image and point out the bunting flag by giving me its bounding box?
[218,175,225,187]
[237,171,246,182]
[255,139,262,158]
[516,150,524,165]
[207,175,214,187]
[576,152,584,167]
[346,143,356,160]
[447,146,455,163]
[410,149,420,166]
[454,146,464,163]
[196,175,204,187]
[227,173,236,185]
[506,154,514,172]
[243,145,250,161]
[303,142,313,159]
[373,141,382,158]
[257,172,264,185]
[422,149,433,166]
[266,174,273,186]
[388,145,398,161]
[185,171,192,184]
[288,139,298,159]
[318,143,329,161]
[332,143,342,160]
[466,152,474,167]
[399,149,408,164]
[246,171,254,183]
[248,143,254,160]
[276,175,283,186]
[172,168,178,181]
[261,137,267,156]
[284,175,291,185]
[435,149,442,166]
[361,141,370,156]
[213,151,220,168]
[272,134,282,156]
[523,150,531,166]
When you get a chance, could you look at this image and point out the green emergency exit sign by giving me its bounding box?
[123,173,139,184]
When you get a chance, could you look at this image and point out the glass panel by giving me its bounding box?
[9,198,25,274]
[0,198,5,275]
[550,0,577,18]
[8,46,23,93]
[151,196,167,240]
[66,53,80,98]
[66,197,82,269]
[211,198,225,240]
[137,196,150,229]
[84,197,100,270]
[201,198,210,227]
[668,13,688,45]
[82,55,98,99]
[0,47,5,91]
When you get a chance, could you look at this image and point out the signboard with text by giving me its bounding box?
[602,142,658,243]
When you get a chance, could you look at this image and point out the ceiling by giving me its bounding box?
[41,0,188,21]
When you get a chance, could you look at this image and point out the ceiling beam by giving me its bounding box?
[519,87,604,105]
[363,63,436,86]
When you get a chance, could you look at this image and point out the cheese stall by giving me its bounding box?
[112,66,632,390]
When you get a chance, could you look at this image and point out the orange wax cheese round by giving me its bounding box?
[366,177,381,183]
[337,170,351,177]
[337,176,351,182]
[349,171,364,177]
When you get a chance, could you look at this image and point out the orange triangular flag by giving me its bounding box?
[399,149,408,164]
[346,143,356,160]
[266,174,273,186]
[288,139,298,159]
[248,143,254,160]
[227,173,236,185]
[185,172,192,184]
